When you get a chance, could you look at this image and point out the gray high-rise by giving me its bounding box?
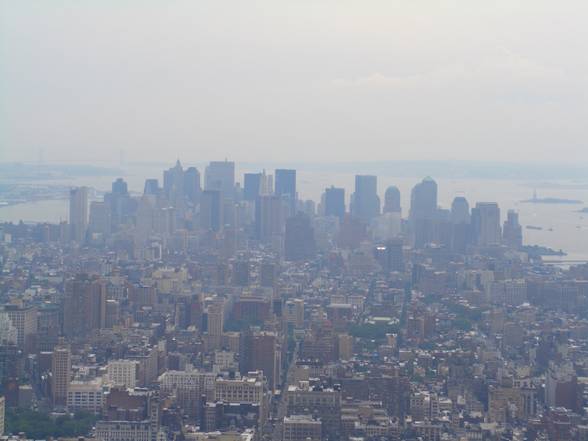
[471,202,502,246]
[205,160,235,200]
[351,175,380,222]
[275,169,297,215]
[383,186,401,214]
[244,173,262,202]
[69,186,89,243]
[409,177,438,248]
[324,186,345,219]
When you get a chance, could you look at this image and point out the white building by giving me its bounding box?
[95,420,152,441]
[67,378,105,414]
[107,360,139,388]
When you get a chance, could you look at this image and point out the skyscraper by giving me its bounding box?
[383,186,401,214]
[89,201,111,236]
[410,177,437,220]
[255,195,283,243]
[243,173,262,202]
[351,175,380,222]
[69,186,89,242]
[451,196,470,224]
[163,160,185,199]
[51,339,71,407]
[183,166,201,204]
[285,213,316,261]
[450,196,471,253]
[409,177,438,247]
[324,186,345,219]
[206,299,224,349]
[503,209,523,249]
[2,304,37,355]
[111,177,128,196]
[205,160,235,200]
[240,330,281,392]
[63,275,107,339]
[275,169,297,215]
[107,178,130,230]
[471,202,502,246]
[143,179,160,196]
[200,190,223,232]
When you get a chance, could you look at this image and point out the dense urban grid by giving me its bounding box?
[1,160,587,441]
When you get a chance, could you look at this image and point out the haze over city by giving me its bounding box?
[2,0,588,164]
[3,3,588,441]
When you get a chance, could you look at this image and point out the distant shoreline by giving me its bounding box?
[521,197,583,204]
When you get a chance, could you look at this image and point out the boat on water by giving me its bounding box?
[526,225,543,231]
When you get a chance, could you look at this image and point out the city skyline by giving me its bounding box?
[2,2,588,440]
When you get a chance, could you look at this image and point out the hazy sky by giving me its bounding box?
[2,1,588,164]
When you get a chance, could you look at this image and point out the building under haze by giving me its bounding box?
[451,196,470,224]
[243,173,262,202]
[471,202,502,246]
[285,212,316,261]
[450,196,471,253]
[255,195,283,245]
[200,190,223,232]
[324,186,345,220]
[351,175,380,223]
[409,177,438,248]
[205,161,235,200]
[383,186,401,214]
[275,169,297,216]
[183,166,201,204]
[63,275,107,339]
[503,209,523,249]
[69,186,89,243]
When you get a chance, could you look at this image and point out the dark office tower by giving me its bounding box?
[163,160,185,198]
[450,197,471,253]
[232,259,250,286]
[243,173,262,202]
[63,275,107,339]
[240,331,281,392]
[451,196,470,224]
[410,177,437,220]
[324,186,345,219]
[205,160,235,200]
[409,177,437,247]
[351,175,380,222]
[112,177,128,196]
[51,339,71,407]
[144,179,160,196]
[285,213,316,261]
[255,195,283,243]
[69,186,88,243]
[383,186,401,214]
[275,169,297,215]
[200,190,223,232]
[471,202,502,246]
[503,209,523,249]
[183,167,201,204]
[374,239,404,273]
[108,177,130,229]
